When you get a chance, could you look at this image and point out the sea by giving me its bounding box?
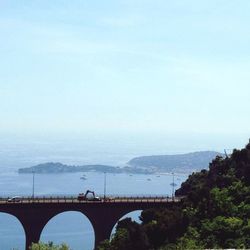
[0,134,196,250]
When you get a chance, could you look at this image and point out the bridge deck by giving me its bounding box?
[0,196,183,204]
[0,196,184,250]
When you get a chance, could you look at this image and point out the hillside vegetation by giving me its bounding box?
[99,142,250,249]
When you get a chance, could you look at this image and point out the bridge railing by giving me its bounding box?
[0,195,185,204]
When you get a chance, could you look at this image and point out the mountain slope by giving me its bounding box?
[128,151,222,172]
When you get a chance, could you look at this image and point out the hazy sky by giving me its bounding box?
[0,1,250,148]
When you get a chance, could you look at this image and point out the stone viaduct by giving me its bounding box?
[0,197,182,250]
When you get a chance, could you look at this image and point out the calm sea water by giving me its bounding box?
[0,135,192,250]
[0,171,187,250]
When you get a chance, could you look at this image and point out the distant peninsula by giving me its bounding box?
[18,162,154,174]
[128,151,223,173]
[18,151,222,174]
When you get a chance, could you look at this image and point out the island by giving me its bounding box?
[18,162,155,174]
[18,151,222,174]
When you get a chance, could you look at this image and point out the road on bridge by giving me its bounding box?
[0,196,183,204]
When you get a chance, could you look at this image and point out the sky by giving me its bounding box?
[0,0,250,150]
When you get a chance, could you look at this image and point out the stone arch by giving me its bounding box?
[110,209,143,238]
[0,212,26,250]
[40,210,95,250]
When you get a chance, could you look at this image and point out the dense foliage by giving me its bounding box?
[30,242,70,250]
[99,141,250,249]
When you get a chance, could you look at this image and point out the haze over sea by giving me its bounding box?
[0,132,245,171]
[1,0,250,249]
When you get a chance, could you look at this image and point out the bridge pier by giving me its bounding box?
[85,204,151,249]
[16,212,49,250]
[24,227,41,250]
[89,210,118,249]
[93,221,114,249]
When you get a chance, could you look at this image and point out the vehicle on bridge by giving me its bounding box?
[7,196,21,202]
[77,190,101,201]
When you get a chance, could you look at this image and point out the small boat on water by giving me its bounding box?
[147,178,151,181]
[80,176,87,180]
[170,182,177,186]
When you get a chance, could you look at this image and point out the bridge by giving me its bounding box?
[0,196,183,250]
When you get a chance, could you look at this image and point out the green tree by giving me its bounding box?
[140,207,187,248]
[98,218,150,250]
[29,242,70,250]
[176,226,204,250]
[201,216,244,248]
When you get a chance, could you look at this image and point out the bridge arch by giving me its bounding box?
[40,210,95,250]
[110,210,143,239]
[0,197,180,249]
[0,212,26,250]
